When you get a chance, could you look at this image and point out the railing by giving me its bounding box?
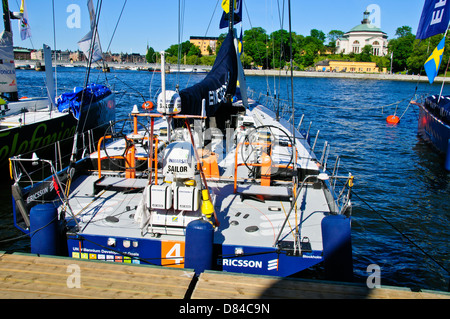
[233,140,298,193]
[96,134,158,180]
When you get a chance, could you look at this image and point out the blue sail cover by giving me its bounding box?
[56,83,111,119]
[179,31,237,116]
[416,0,450,40]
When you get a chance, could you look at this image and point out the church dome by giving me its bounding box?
[348,23,384,33]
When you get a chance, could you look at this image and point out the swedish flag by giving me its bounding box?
[238,28,243,55]
[424,37,446,84]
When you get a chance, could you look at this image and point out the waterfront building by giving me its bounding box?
[315,60,387,73]
[13,48,31,60]
[189,36,218,56]
[336,10,388,56]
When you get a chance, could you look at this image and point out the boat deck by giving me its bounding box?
[0,252,448,299]
[0,97,55,129]
[0,109,67,129]
[65,173,327,252]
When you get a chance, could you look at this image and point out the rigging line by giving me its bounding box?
[177,0,182,85]
[114,75,146,103]
[13,0,47,91]
[276,0,286,118]
[80,0,104,134]
[69,0,103,165]
[0,230,31,243]
[288,0,296,147]
[52,0,57,99]
[243,0,267,80]
[204,0,220,38]
[148,53,158,100]
[105,0,127,53]
[185,0,219,89]
[351,189,450,277]
[177,0,186,87]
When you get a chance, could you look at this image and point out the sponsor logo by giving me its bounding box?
[267,259,278,271]
[222,258,263,269]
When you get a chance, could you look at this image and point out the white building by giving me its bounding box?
[336,10,388,56]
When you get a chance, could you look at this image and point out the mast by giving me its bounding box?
[1,0,18,101]
[228,0,234,33]
[2,0,11,33]
[288,0,299,250]
[288,0,295,148]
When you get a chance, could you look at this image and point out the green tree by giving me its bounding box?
[269,29,291,69]
[243,27,269,68]
[215,33,228,54]
[295,32,324,68]
[327,30,344,43]
[166,41,194,58]
[407,34,449,75]
[388,26,416,72]
[356,45,373,62]
[188,45,202,57]
[310,29,326,42]
[372,54,390,71]
[145,46,156,63]
[395,26,413,38]
[327,30,344,53]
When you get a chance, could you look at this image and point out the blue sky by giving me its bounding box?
[5,0,426,55]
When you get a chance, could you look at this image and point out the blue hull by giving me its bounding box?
[417,102,450,170]
[66,233,324,277]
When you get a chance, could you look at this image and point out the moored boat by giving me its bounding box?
[411,0,450,170]
[411,95,450,170]
[9,0,354,282]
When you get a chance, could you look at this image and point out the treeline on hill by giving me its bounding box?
[145,26,446,74]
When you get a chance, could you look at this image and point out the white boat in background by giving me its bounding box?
[0,0,115,166]
[9,0,354,282]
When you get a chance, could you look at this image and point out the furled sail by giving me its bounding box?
[179,31,237,116]
[77,0,103,62]
[0,31,17,93]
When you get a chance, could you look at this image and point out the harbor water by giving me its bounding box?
[0,67,449,293]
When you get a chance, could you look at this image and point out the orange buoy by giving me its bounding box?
[386,115,400,125]
[142,101,153,110]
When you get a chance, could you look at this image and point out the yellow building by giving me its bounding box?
[189,36,218,56]
[315,60,387,73]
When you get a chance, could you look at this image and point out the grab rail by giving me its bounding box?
[97,134,158,180]
[233,141,298,193]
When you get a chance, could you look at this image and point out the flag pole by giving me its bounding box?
[438,24,450,103]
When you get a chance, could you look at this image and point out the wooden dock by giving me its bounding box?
[0,252,448,299]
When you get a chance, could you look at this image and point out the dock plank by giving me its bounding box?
[192,271,450,299]
[1,253,448,299]
[0,253,194,299]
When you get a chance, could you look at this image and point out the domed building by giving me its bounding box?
[336,10,388,56]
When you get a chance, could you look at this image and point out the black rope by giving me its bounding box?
[105,0,127,53]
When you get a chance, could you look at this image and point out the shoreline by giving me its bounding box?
[243,69,439,83]
[15,60,440,83]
